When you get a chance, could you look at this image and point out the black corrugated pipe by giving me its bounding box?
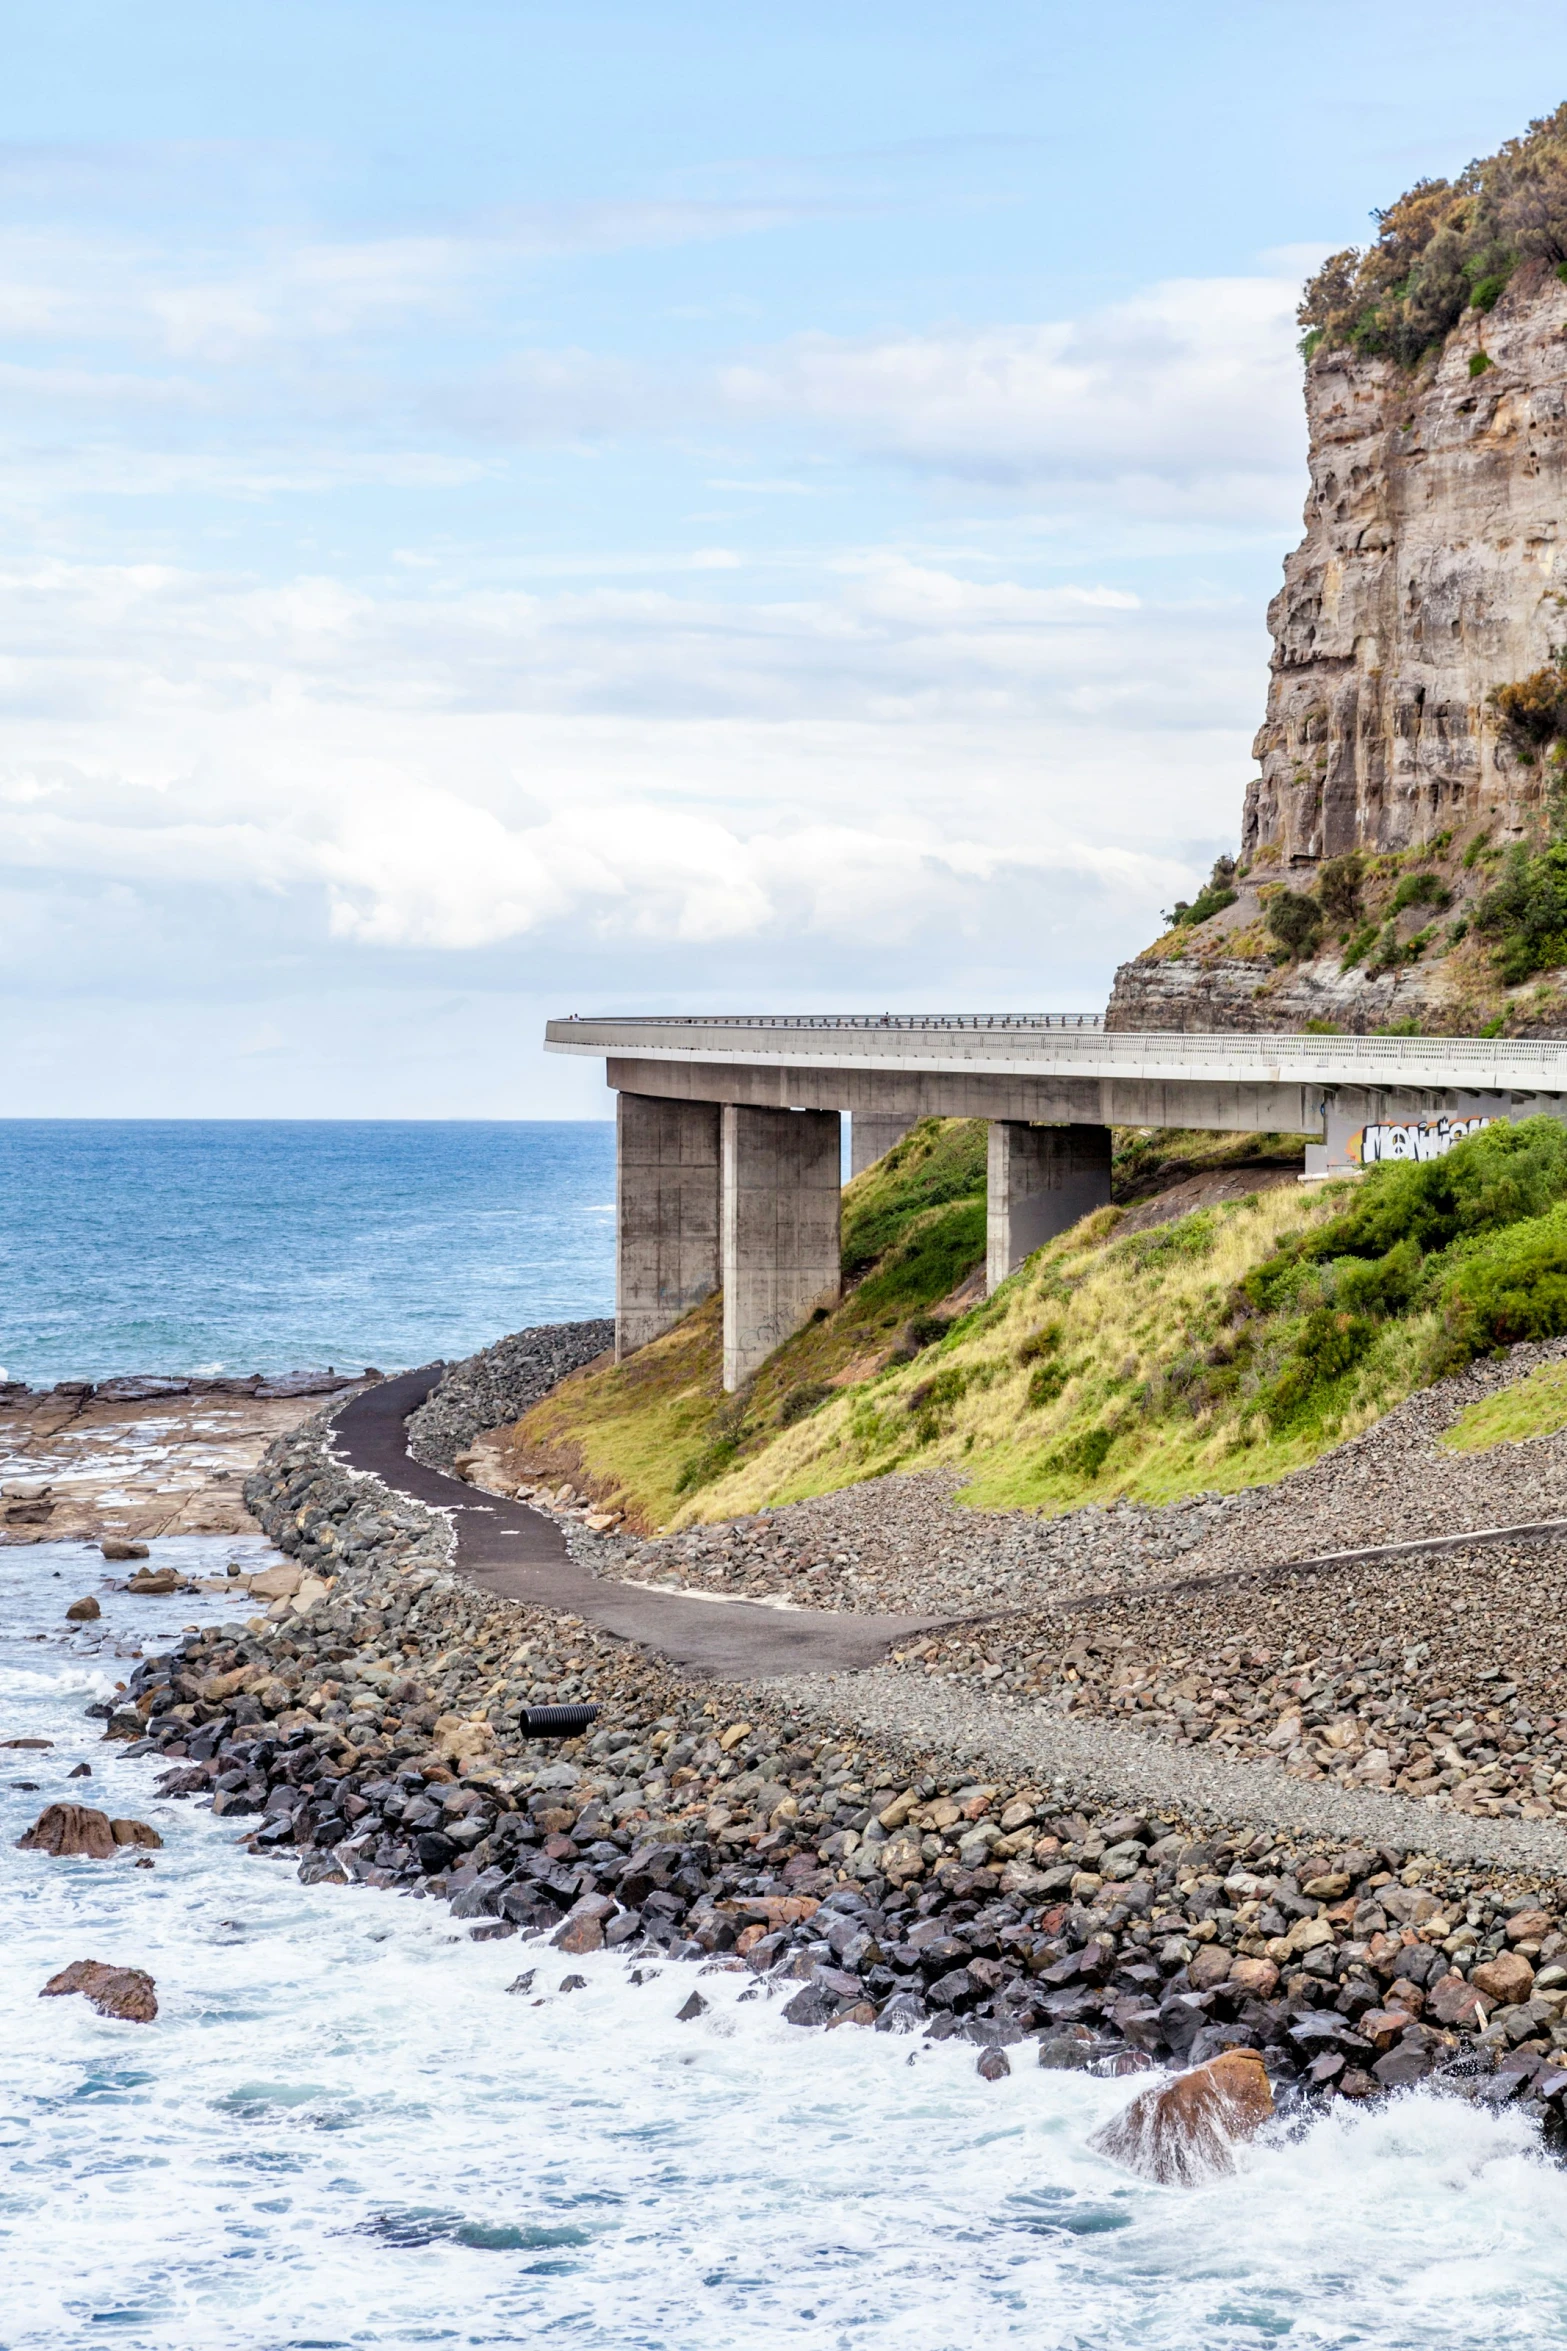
[520,1702,599,1739]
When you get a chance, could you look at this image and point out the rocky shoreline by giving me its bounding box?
[69,1347,1567,2150]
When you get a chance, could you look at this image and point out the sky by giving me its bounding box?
[5,3,1567,1117]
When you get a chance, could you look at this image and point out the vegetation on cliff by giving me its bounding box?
[1299,102,1567,364]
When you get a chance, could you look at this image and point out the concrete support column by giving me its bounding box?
[986,1122,1112,1293]
[849,1113,917,1179]
[722,1105,842,1391]
[615,1092,721,1362]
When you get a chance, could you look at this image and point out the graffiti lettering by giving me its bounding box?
[1348,1116,1493,1166]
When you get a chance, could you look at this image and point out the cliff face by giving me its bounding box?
[1109,261,1567,1033]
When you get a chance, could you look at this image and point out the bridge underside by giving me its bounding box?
[596,1050,1567,1392]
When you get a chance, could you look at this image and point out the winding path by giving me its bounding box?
[330,1369,948,1677]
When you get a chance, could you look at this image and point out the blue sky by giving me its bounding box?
[5,2,1567,1115]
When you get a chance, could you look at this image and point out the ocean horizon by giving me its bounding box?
[0,1120,617,1389]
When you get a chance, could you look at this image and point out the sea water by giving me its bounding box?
[5,1541,1567,2350]
[0,1121,616,1389]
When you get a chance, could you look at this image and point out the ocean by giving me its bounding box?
[0,1122,616,1388]
[5,1536,1567,2350]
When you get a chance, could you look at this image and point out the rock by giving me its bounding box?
[65,1596,101,1622]
[40,1960,157,2022]
[126,1568,181,1595]
[1506,1909,1552,1945]
[552,1894,616,1955]
[110,1818,163,1850]
[100,1539,149,1562]
[676,1991,707,2022]
[1373,2042,1432,2090]
[1091,2050,1275,2186]
[558,1974,588,1993]
[1227,1957,1279,2000]
[1188,1945,1236,1992]
[16,1803,117,1857]
[977,2046,1011,2080]
[67,1763,91,1779]
[1471,1951,1535,2005]
[506,1971,537,1996]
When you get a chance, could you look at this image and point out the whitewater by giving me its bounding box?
[4,1537,1567,2351]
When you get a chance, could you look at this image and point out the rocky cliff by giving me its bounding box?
[1109,194,1567,1034]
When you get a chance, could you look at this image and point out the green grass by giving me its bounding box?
[1442,1359,1567,1452]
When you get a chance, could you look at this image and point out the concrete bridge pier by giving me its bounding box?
[722,1105,841,1391]
[614,1093,721,1361]
[850,1113,917,1178]
[986,1121,1112,1294]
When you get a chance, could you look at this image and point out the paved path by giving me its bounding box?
[330,1369,948,1678]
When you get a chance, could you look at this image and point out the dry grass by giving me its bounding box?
[682,1178,1437,1523]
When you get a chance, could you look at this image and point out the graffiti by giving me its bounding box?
[1348,1115,1494,1165]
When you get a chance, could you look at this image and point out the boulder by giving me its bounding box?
[247,1562,302,1601]
[1188,1944,1236,1992]
[110,1818,163,1850]
[1471,1950,1535,2005]
[16,1803,117,1857]
[1091,2049,1275,2186]
[41,1960,157,2023]
[100,1539,149,1562]
[65,1596,101,1622]
[126,1568,182,1595]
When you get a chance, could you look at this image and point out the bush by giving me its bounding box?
[1302,1115,1567,1263]
[906,1313,953,1351]
[1016,1322,1063,1366]
[1472,842,1567,983]
[1266,890,1323,958]
[1491,659,1567,751]
[1390,870,1452,914]
[1297,105,1567,365]
[1046,1424,1114,1480]
[907,1366,967,1416]
[1317,853,1364,927]
[1026,1360,1070,1410]
[1440,1203,1567,1354]
[1165,854,1239,930]
[778,1381,833,1427]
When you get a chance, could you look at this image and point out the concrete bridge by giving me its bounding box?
[545,1014,1567,1390]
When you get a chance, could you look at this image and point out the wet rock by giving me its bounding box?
[1091,2050,1275,2185]
[676,1990,707,2021]
[126,1568,182,1595]
[977,2046,1011,2080]
[100,1539,149,1563]
[67,1763,91,1779]
[110,1819,163,1850]
[41,1959,157,2022]
[65,1596,101,1622]
[17,1803,117,1857]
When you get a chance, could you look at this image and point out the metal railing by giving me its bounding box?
[548,1011,1105,1032]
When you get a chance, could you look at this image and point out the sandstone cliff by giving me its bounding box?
[1109,200,1567,1034]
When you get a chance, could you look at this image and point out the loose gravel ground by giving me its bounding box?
[408,1321,613,1469]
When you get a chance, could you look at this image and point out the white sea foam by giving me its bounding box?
[3,1542,1567,2349]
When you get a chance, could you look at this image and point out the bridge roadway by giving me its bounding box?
[546,1014,1567,1386]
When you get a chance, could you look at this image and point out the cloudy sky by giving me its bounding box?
[6,2,1567,1115]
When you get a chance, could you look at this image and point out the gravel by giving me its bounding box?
[406,1321,613,1469]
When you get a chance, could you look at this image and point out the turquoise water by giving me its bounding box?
[0,1121,615,1386]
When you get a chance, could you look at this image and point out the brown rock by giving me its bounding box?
[1188,1944,1236,1992]
[1227,1957,1279,1999]
[126,1567,181,1595]
[1506,1909,1553,1946]
[100,1539,149,1562]
[1091,2049,1275,2186]
[1358,2007,1418,2051]
[41,1959,157,2022]
[111,1817,163,1849]
[551,1912,605,1955]
[976,2046,1012,2079]
[65,1595,101,1622]
[17,1803,117,1857]
[1427,1971,1492,2029]
[1470,1950,1535,2004]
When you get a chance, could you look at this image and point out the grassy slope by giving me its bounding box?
[1442,1359,1567,1452]
[516,1116,1567,1532]
[507,1118,989,1529]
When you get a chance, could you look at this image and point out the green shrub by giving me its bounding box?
[1303,1115,1567,1263]
[1469,350,1494,377]
[1261,1308,1379,1428]
[1439,1202,1567,1355]
[1472,842,1567,983]
[778,1381,833,1428]
[1165,854,1239,930]
[1317,853,1364,927]
[1266,890,1322,958]
[907,1365,968,1417]
[1017,1322,1063,1366]
[1391,870,1452,914]
[906,1313,953,1351]
[1471,272,1511,311]
[1047,1424,1115,1479]
[1026,1359,1070,1410]
[1340,922,1379,971]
